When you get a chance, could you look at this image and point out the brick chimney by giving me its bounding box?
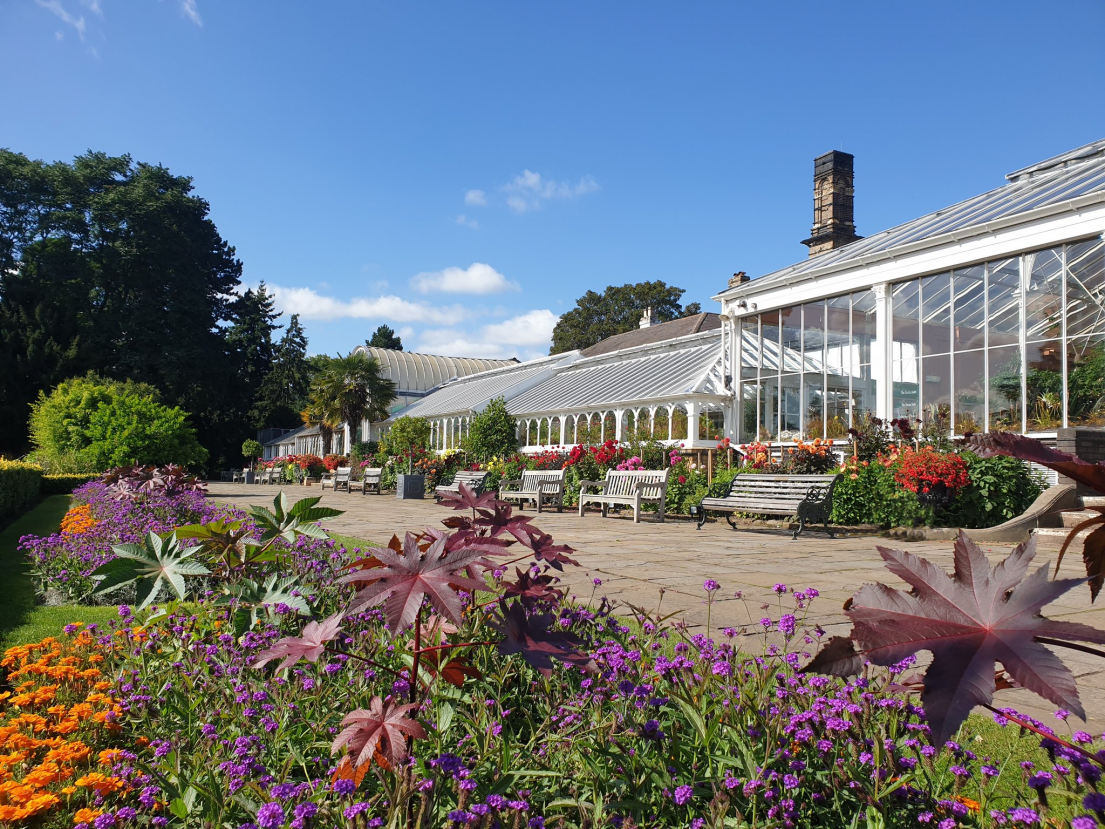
[801,151,861,256]
[727,271,750,289]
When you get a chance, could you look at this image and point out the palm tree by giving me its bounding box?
[300,397,340,456]
[311,352,398,450]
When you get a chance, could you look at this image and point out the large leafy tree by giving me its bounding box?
[255,313,313,427]
[367,324,403,351]
[0,150,242,463]
[549,280,702,354]
[462,396,518,462]
[310,353,397,452]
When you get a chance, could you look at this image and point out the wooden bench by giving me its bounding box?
[321,467,352,492]
[499,469,566,513]
[578,469,669,524]
[257,468,277,485]
[434,470,489,501]
[350,467,383,495]
[690,473,841,539]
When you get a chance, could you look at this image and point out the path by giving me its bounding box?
[207,482,1105,728]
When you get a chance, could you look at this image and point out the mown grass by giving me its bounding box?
[0,495,119,649]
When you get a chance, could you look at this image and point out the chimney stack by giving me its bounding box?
[801,150,861,256]
[639,307,654,328]
[728,271,750,289]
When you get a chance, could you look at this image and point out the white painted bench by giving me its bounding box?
[351,467,383,495]
[690,473,841,539]
[321,466,352,492]
[578,469,669,523]
[499,469,566,513]
[434,470,489,501]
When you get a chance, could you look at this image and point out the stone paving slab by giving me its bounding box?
[207,482,1105,728]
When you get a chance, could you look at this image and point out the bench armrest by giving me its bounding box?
[578,480,606,493]
[634,480,666,494]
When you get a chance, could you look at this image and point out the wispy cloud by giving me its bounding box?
[464,189,487,206]
[418,309,559,361]
[411,263,518,296]
[179,0,202,25]
[264,284,464,325]
[455,214,479,230]
[503,170,600,214]
[36,0,86,40]
[79,0,103,17]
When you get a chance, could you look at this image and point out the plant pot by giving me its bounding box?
[917,481,953,509]
[397,473,425,500]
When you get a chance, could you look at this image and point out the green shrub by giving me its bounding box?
[242,439,263,462]
[939,453,1043,529]
[382,415,432,457]
[462,397,518,462]
[0,460,43,518]
[29,374,208,472]
[40,473,97,495]
[831,460,927,527]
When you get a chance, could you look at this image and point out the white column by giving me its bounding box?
[614,409,624,442]
[873,282,893,421]
[343,422,351,454]
[687,400,700,444]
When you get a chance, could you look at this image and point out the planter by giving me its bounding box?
[916,481,954,510]
[243,471,256,485]
[397,473,426,500]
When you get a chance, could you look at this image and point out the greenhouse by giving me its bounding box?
[375,138,1105,452]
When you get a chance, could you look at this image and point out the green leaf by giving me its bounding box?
[95,531,209,610]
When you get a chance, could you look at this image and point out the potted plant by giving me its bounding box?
[396,447,427,499]
[241,439,263,483]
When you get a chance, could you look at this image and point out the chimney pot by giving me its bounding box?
[639,307,654,328]
[728,271,750,288]
[801,150,862,257]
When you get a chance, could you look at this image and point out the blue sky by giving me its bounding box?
[3,1,1104,360]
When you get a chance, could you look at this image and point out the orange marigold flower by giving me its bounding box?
[73,807,102,823]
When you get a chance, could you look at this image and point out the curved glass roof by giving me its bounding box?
[352,347,516,393]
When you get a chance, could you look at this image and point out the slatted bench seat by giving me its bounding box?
[499,469,566,513]
[690,473,841,539]
[321,467,352,492]
[578,469,669,524]
[435,470,489,501]
[351,467,383,494]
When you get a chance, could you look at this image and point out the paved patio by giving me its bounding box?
[207,482,1105,727]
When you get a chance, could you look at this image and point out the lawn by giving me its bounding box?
[0,495,119,649]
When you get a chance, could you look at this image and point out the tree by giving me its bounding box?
[310,353,398,450]
[462,397,518,462]
[227,283,280,427]
[300,398,340,457]
[549,280,703,354]
[0,150,243,466]
[367,325,403,351]
[29,375,207,472]
[254,314,312,427]
[242,439,263,467]
[383,416,432,457]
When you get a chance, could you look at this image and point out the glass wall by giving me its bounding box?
[736,237,1105,441]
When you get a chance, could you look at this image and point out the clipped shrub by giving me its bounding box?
[462,397,518,462]
[0,459,42,518]
[40,473,97,495]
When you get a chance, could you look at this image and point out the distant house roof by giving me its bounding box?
[351,346,518,393]
[262,424,316,447]
[579,313,721,357]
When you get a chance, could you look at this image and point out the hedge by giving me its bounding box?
[0,460,43,518]
[41,474,98,495]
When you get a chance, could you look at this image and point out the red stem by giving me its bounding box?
[980,704,1104,767]
[410,613,422,704]
[326,646,405,680]
[413,641,496,656]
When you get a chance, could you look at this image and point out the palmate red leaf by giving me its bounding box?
[338,531,488,629]
[963,432,1105,494]
[805,531,1105,744]
[1080,523,1105,602]
[331,695,427,769]
[438,482,499,513]
[489,597,597,677]
[502,566,565,605]
[251,612,344,670]
[476,502,534,538]
[514,528,579,571]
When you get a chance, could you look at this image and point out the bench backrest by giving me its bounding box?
[725,474,839,508]
[335,467,351,480]
[361,467,382,481]
[520,470,565,489]
[452,471,489,490]
[604,469,669,498]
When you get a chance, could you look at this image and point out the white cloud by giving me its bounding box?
[418,309,559,361]
[179,0,202,25]
[464,189,487,206]
[503,170,600,213]
[455,214,479,229]
[265,284,464,325]
[36,0,86,40]
[79,0,102,17]
[410,263,518,295]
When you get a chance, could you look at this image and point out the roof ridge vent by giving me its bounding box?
[1006,137,1105,182]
